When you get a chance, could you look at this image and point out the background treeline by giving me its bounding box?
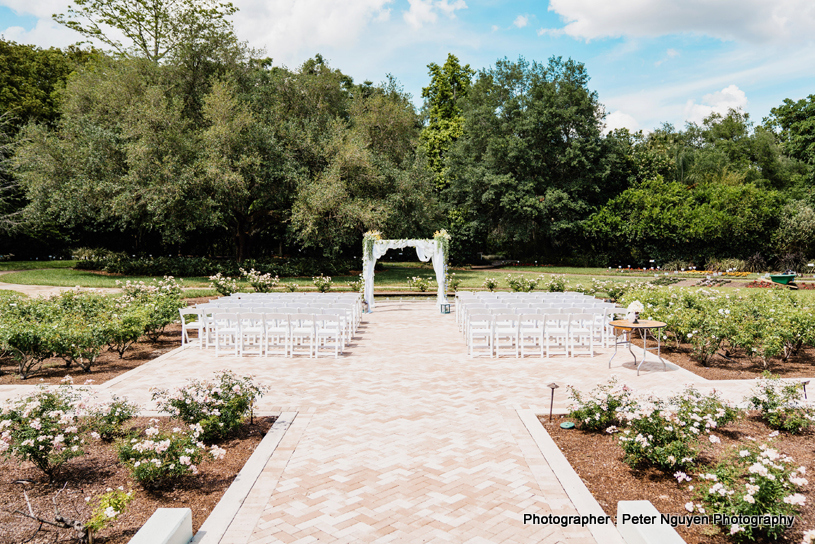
[1,18,814,268]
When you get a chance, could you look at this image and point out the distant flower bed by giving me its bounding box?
[75,255,358,279]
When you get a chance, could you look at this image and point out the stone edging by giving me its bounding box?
[190,411,297,544]
[517,409,626,544]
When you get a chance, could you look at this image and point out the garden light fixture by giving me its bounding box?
[547,383,559,421]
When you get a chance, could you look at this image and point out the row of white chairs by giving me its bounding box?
[180,310,347,358]
[465,312,623,358]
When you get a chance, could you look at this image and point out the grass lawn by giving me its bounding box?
[0,260,76,271]
[0,263,654,293]
[0,268,212,288]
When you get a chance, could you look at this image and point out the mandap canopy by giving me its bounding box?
[362,231,450,311]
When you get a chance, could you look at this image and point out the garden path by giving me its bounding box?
[0,301,779,542]
[0,270,120,297]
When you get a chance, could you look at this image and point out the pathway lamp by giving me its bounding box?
[546,383,559,422]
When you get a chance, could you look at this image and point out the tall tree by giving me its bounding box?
[53,0,238,63]
[766,95,815,180]
[443,56,604,261]
[420,53,474,190]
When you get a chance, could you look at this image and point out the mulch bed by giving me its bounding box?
[0,324,184,386]
[0,297,223,386]
[0,416,275,543]
[542,414,815,544]
[646,340,815,380]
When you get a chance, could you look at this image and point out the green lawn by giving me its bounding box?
[0,260,77,271]
[0,268,212,288]
[0,264,657,293]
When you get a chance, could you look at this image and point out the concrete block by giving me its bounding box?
[617,501,685,544]
[128,508,192,544]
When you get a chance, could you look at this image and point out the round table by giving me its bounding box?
[608,319,668,375]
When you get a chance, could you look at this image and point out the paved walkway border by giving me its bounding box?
[517,409,626,544]
[192,411,297,544]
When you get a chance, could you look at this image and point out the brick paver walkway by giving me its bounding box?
[0,300,774,542]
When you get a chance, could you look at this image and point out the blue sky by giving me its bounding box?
[2,0,814,132]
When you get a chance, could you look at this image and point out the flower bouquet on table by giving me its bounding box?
[627,300,644,324]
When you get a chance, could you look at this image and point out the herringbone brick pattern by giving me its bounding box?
[0,300,767,543]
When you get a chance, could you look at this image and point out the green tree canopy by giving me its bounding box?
[53,0,238,62]
[420,53,474,190]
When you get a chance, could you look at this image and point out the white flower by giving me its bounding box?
[743,494,755,504]
[709,435,720,444]
[104,506,118,518]
[730,524,745,535]
[739,450,750,457]
[769,431,780,438]
[684,502,694,512]
[784,493,806,506]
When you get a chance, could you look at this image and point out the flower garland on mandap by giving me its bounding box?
[363,230,382,262]
[434,229,451,265]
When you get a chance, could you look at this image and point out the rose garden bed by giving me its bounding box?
[0,324,183,385]
[0,415,274,543]
[543,414,814,544]
[545,379,815,544]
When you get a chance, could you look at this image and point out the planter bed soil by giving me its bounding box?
[0,324,184,386]
[0,416,275,543]
[542,414,814,544]
[642,340,815,380]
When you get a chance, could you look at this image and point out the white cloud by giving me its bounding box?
[654,47,680,66]
[403,0,466,29]
[513,15,528,29]
[683,84,748,124]
[545,0,815,44]
[230,0,393,66]
[1,18,88,49]
[604,110,641,134]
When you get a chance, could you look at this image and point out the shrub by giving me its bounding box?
[240,268,279,292]
[408,276,432,292]
[541,274,567,292]
[694,443,808,541]
[347,274,363,292]
[74,255,358,278]
[0,384,89,479]
[282,282,299,292]
[86,487,133,535]
[89,395,139,440]
[482,277,498,292]
[117,421,225,486]
[747,373,815,433]
[506,275,537,292]
[313,275,332,293]
[104,306,149,358]
[618,388,737,472]
[447,272,462,292]
[117,277,185,342]
[152,371,265,442]
[208,273,239,296]
[566,377,634,432]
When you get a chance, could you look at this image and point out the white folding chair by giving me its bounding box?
[569,313,595,357]
[289,313,315,357]
[315,315,342,358]
[468,313,493,357]
[263,313,289,357]
[519,314,544,358]
[544,313,570,357]
[239,312,265,356]
[493,314,520,358]
[179,307,202,347]
[213,312,240,356]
